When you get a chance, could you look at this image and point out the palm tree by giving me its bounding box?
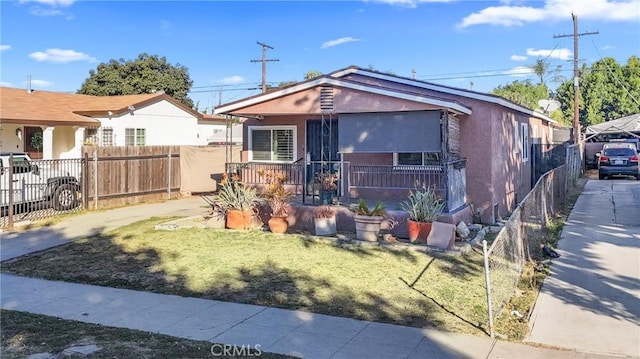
[530,59,549,85]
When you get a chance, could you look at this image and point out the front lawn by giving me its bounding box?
[2,218,490,336]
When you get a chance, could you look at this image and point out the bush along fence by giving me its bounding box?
[481,164,569,338]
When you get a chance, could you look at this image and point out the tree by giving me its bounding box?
[78,53,194,108]
[304,71,323,80]
[555,56,640,127]
[491,80,550,110]
[530,59,549,85]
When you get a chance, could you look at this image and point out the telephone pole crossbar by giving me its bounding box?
[251,41,279,93]
[553,13,598,144]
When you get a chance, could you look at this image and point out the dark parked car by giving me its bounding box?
[598,143,639,180]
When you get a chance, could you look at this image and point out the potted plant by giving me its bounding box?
[350,199,386,241]
[213,173,263,230]
[317,172,339,205]
[400,186,446,243]
[258,169,292,234]
[314,205,336,236]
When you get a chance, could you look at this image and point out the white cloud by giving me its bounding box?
[458,0,640,28]
[19,0,76,6]
[0,45,11,51]
[511,55,528,61]
[30,79,53,87]
[601,44,614,50]
[0,81,14,87]
[505,66,534,76]
[218,76,245,85]
[30,7,64,16]
[366,0,453,8]
[29,48,97,63]
[321,37,360,49]
[526,48,572,60]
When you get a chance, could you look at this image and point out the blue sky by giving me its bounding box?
[1,0,638,113]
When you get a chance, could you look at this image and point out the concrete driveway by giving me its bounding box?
[526,178,640,358]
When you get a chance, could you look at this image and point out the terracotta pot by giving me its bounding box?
[354,214,384,241]
[268,216,289,234]
[407,219,432,243]
[314,216,337,236]
[226,209,253,230]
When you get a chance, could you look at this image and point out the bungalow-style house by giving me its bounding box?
[0,87,231,160]
[214,66,568,223]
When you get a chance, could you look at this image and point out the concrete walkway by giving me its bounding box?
[0,194,635,358]
[0,273,624,359]
[526,179,640,358]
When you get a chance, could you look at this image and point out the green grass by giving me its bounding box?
[2,218,490,336]
[0,310,293,359]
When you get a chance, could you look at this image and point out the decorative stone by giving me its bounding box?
[154,223,178,231]
[456,221,471,239]
[459,243,472,255]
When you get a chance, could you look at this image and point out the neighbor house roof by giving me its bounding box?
[0,87,202,127]
[329,66,557,124]
[214,75,473,116]
[585,113,640,135]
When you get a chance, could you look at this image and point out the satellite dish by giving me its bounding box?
[538,99,560,113]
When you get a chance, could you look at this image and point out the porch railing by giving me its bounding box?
[225,160,467,212]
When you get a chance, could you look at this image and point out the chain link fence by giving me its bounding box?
[482,145,578,337]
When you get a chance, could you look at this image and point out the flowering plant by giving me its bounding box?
[318,172,339,191]
[258,169,292,217]
[315,205,335,219]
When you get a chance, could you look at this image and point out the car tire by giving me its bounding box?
[52,184,78,211]
[599,173,606,180]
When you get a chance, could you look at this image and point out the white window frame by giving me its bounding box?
[248,125,297,163]
[392,152,443,171]
[521,122,529,162]
[125,128,146,146]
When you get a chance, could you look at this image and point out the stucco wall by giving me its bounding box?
[52,126,75,159]
[95,100,217,146]
[0,124,23,152]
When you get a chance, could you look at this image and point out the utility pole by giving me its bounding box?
[554,13,598,144]
[251,41,279,93]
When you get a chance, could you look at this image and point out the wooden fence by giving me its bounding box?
[83,145,181,209]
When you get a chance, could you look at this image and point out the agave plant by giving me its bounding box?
[213,176,263,213]
[400,187,445,223]
[350,199,386,217]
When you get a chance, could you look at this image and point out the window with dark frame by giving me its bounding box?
[395,152,442,166]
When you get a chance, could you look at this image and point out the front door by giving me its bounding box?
[24,127,43,159]
[305,118,339,203]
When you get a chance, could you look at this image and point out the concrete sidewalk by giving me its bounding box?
[0,273,624,359]
[526,180,640,358]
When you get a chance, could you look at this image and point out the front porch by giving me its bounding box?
[226,159,468,213]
